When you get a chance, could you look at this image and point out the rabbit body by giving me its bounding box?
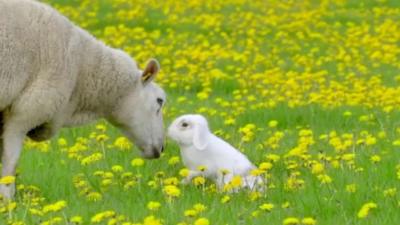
[168,114,264,190]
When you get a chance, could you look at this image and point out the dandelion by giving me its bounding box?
[114,137,132,150]
[179,168,190,177]
[111,165,124,173]
[143,216,162,225]
[197,165,207,172]
[230,176,242,187]
[224,117,236,125]
[259,162,273,171]
[0,176,15,185]
[283,217,300,225]
[131,158,145,167]
[383,188,396,197]
[311,163,324,174]
[268,120,278,128]
[96,134,109,142]
[301,217,317,225]
[163,177,179,185]
[281,201,291,208]
[168,156,180,165]
[370,155,381,163]
[219,169,231,176]
[42,200,67,213]
[193,176,206,186]
[87,192,102,201]
[357,202,377,218]
[147,201,161,211]
[95,124,107,132]
[250,169,264,176]
[259,203,274,211]
[91,211,116,223]
[81,153,103,165]
[40,217,62,225]
[70,216,83,224]
[346,184,357,193]
[249,191,262,201]
[251,210,261,217]
[317,174,332,184]
[57,138,68,147]
[163,185,181,198]
[221,195,231,203]
[193,203,207,212]
[194,218,210,225]
[184,209,198,217]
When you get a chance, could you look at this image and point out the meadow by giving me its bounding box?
[1,0,400,224]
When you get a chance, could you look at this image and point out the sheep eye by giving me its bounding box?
[181,122,189,128]
[157,98,163,106]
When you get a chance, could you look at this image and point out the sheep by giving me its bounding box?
[168,114,265,192]
[0,0,166,199]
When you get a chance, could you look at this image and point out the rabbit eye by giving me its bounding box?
[181,122,189,128]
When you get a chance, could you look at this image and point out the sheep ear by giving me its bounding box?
[193,123,209,151]
[142,58,160,85]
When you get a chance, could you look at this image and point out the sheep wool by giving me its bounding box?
[0,0,166,199]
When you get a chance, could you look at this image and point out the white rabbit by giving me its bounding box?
[168,114,265,191]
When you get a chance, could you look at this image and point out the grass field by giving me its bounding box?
[1,0,400,224]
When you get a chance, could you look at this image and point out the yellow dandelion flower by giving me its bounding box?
[163,185,181,198]
[184,209,198,217]
[114,137,132,150]
[221,195,231,203]
[230,176,242,188]
[193,176,206,186]
[197,165,207,172]
[283,217,300,225]
[268,120,278,128]
[194,218,210,225]
[370,155,381,163]
[111,165,124,173]
[259,162,273,171]
[193,203,207,213]
[259,203,274,211]
[179,168,190,177]
[383,188,396,197]
[281,201,291,208]
[131,158,145,167]
[143,215,162,225]
[70,216,83,224]
[317,174,332,184]
[346,184,357,193]
[147,201,161,211]
[43,200,67,213]
[301,217,317,225]
[0,176,15,185]
[168,156,180,165]
[357,202,377,218]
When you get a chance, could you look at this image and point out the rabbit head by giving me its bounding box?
[167,114,211,150]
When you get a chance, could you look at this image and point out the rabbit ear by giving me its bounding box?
[193,122,209,151]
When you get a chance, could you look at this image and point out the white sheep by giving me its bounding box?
[168,114,265,192]
[0,0,166,199]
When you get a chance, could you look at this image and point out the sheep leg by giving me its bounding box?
[0,111,3,161]
[0,117,25,199]
[0,75,70,199]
